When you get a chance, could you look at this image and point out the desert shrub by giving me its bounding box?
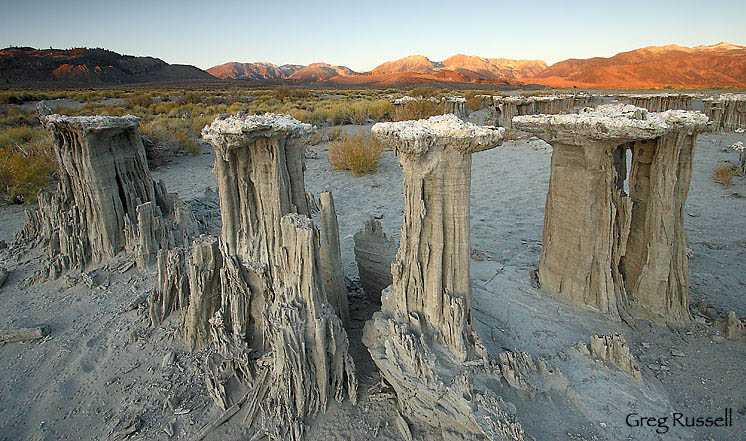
[712,160,738,188]
[365,99,395,121]
[309,132,322,146]
[190,115,214,138]
[182,92,204,105]
[410,87,438,98]
[139,119,201,166]
[0,91,53,105]
[328,131,384,176]
[125,95,153,109]
[326,127,343,141]
[274,87,310,100]
[394,100,444,121]
[0,108,37,127]
[0,127,55,202]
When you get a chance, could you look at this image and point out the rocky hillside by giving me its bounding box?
[206,62,302,80]
[287,63,356,82]
[525,42,746,88]
[0,47,215,85]
[207,61,355,82]
[346,54,546,86]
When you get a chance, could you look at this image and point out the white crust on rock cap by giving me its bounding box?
[371,114,504,155]
[513,104,708,143]
[703,93,746,102]
[41,114,140,132]
[201,113,315,151]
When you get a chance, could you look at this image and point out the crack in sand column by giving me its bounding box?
[514,104,708,323]
[19,107,172,277]
[363,115,527,441]
[201,114,356,441]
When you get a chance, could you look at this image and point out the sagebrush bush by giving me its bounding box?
[125,95,153,109]
[328,131,384,176]
[712,160,738,188]
[326,127,343,141]
[410,86,439,98]
[394,100,444,121]
[0,127,55,202]
[274,87,310,100]
[139,119,200,167]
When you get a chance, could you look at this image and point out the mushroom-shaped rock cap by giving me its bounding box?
[201,113,315,153]
[40,113,140,133]
[513,104,708,145]
[371,114,505,155]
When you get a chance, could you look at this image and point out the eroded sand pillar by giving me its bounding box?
[514,104,707,323]
[444,96,467,119]
[318,191,349,328]
[364,115,524,440]
[201,114,356,441]
[702,94,746,131]
[22,110,171,275]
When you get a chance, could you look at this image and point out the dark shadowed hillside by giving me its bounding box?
[0,47,215,85]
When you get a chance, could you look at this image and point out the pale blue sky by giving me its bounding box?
[1,0,744,71]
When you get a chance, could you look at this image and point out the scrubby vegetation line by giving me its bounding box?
[0,86,485,202]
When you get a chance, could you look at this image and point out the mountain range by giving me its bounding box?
[2,43,745,88]
[528,42,746,88]
[0,47,214,85]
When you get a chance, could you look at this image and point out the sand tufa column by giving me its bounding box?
[201,114,356,441]
[444,96,468,119]
[318,191,350,328]
[363,115,526,440]
[514,104,708,323]
[702,94,746,131]
[20,109,172,276]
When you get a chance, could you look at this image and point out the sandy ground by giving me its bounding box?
[0,113,745,441]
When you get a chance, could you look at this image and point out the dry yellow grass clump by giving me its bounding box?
[328,131,384,176]
[712,160,738,188]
